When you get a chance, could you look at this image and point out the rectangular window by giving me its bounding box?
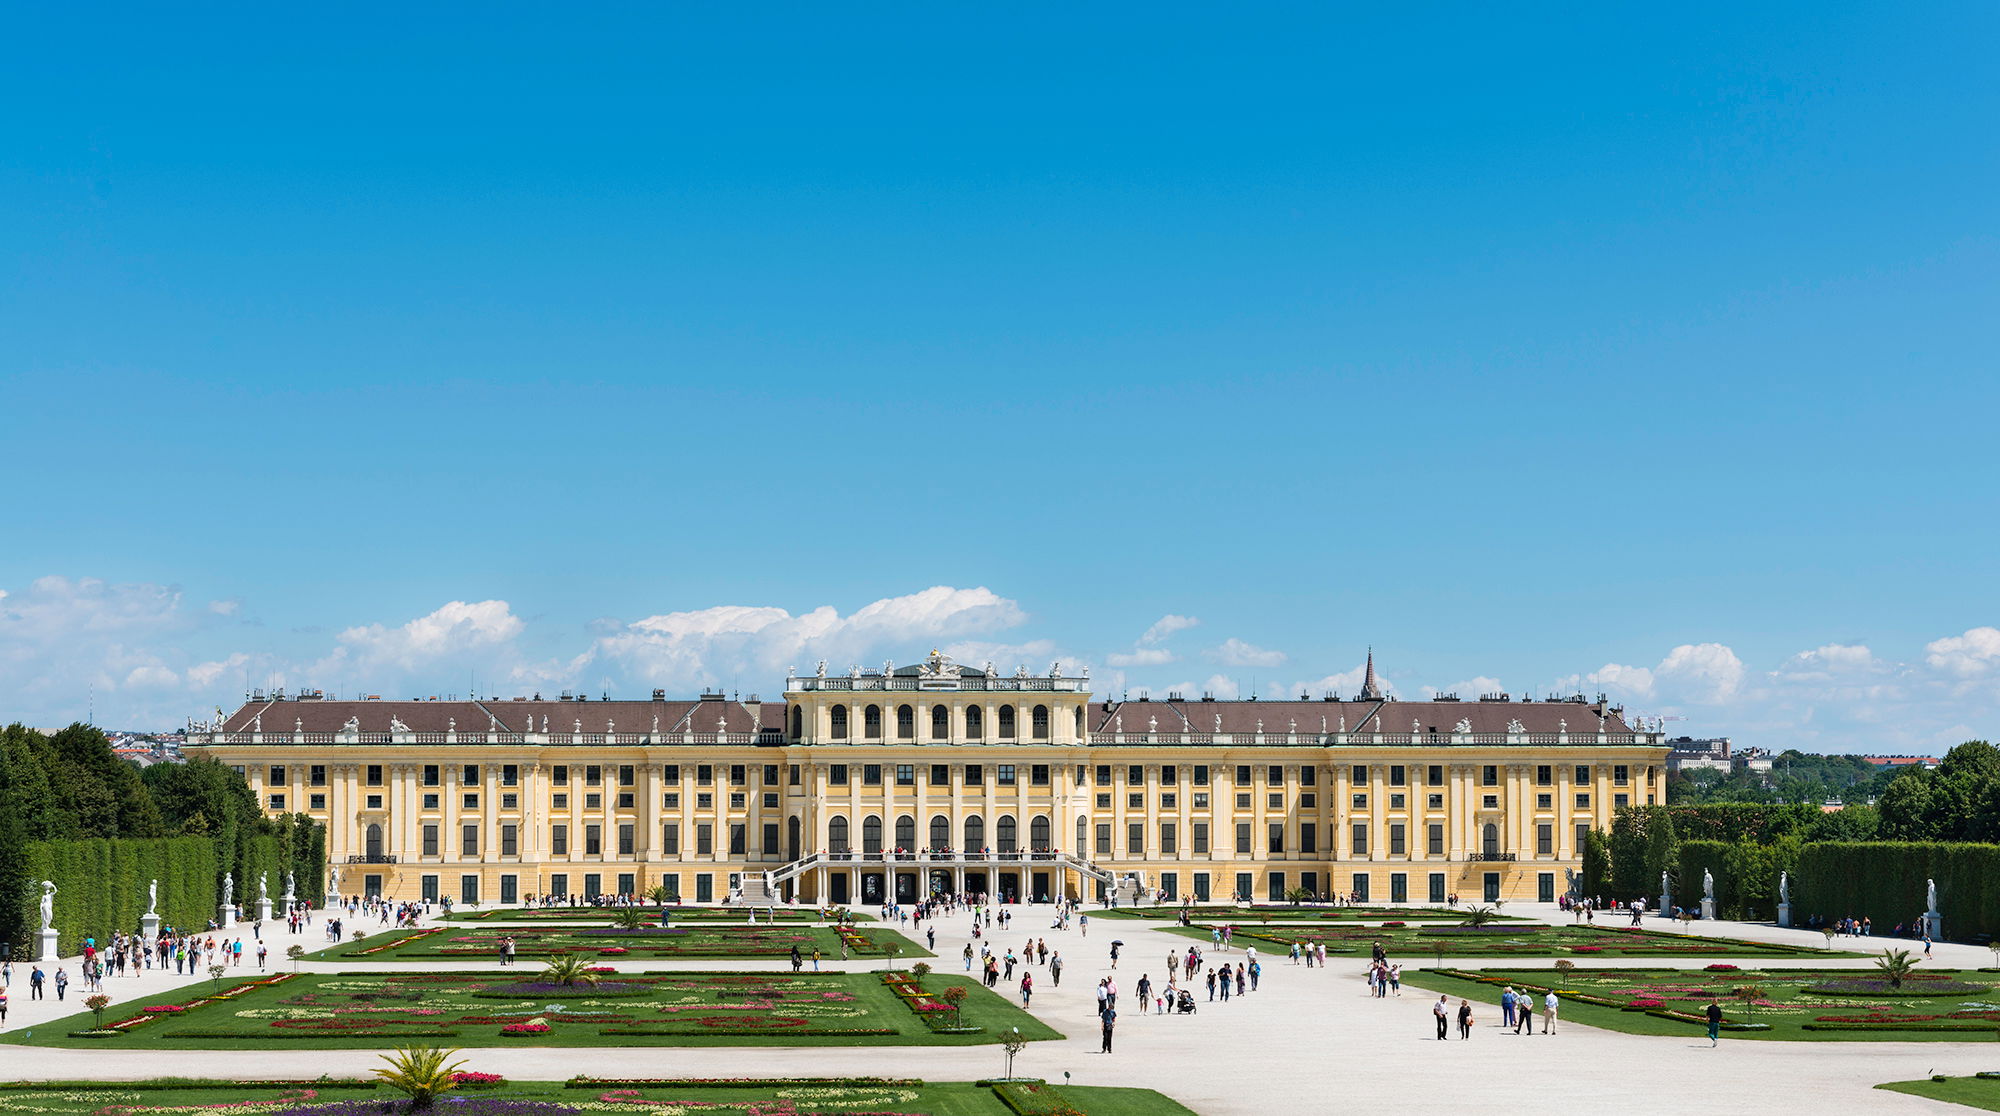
[763,764,778,784]
[662,792,678,808]
[965,764,983,787]
[762,822,778,854]
[502,764,519,786]
[1236,793,1252,809]
[663,823,679,854]
[1390,872,1408,904]
[863,764,882,786]
[552,765,569,786]
[998,764,1017,786]
[1575,823,1590,851]
[584,824,602,855]
[1095,823,1111,855]
[422,825,439,857]
[1129,765,1145,784]
[1575,793,1591,808]
[551,825,568,855]
[1268,822,1284,855]
[1162,765,1178,783]
[1536,765,1552,786]
[1194,871,1211,901]
[365,793,382,809]
[729,824,746,855]
[896,764,915,786]
[309,764,327,786]
[1389,765,1406,786]
[462,793,478,809]
[1483,795,1499,809]
[1031,764,1050,786]
[365,765,383,787]
[1573,765,1590,785]
[1095,794,1112,809]
[1193,765,1210,786]
[1350,764,1367,784]
[1299,766,1315,786]
[619,764,635,787]
[1236,765,1252,785]
[788,764,800,786]
[1301,822,1318,854]
[663,765,680,784]
[422,765,440,787]
[1536,793,1552,809]
[1129,793,1145,809]
[1266,765,1282,784]
[1192,822,1209,854]
[1351,822,1368,855]
[696,793,712,808]
[1428,765,1444,786]
[617,792,635,809]
[586,765,603,787]
[1389,793,1405,810]
[763,792,778,808]
[829,764,848,786]
[1536,823,1553,856]
[267,765,287,784]
[1267,793,1283,809]
[931,764,949,785]
[1427,823,1444,856]
[266,793,285,810]
[461,764,480,785]
[1429,872,1447,904]
[1162,792,1177,809]
[695,765,711,786]
[308,793,326,810]
[1352,794,1368,808]
[730,764,746,786]
[1482,765,1499,786]
[1427,793,1443,809]
[1389,823,1406,855]
[618,823,635,855]
[501,824,518,856]
[501,793,517,810]
[1614,793,1629,808]
[550,793,567,809]
[696,824,713,855]
[1128,822,1144,855]
[461,824,478,857]
[1235,821,1253,854]
[1193,792,1209,809]
[1096,765,1112,786]
[1614,765,1630,786]
[1161,821,1178,854]
[585,793,601,809]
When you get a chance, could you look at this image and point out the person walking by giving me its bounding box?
[1206,969,1217,1001]
[1136,974,1152,1014]
[1433,995,1449,1040]
[1705,1000,1723,1047]
[1542,990,1559,1034]
[790,944,803,972]
[1020,971,1034,1007]
[54,967,68,1001]
[1049,952,1063,987]
[1501,986,1517,1029]
[30,967,44,1001]
[1098,1002,1116,1053]
[1109,941,1120,969]
[1456,999,1473,1039]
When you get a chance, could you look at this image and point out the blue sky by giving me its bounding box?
[3,4,1996,750]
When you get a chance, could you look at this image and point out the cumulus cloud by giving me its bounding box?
[1926,627,2000,677]
[1209,638,1286,668]
[328,600,525,672]
[1106,647,1176,667]
[1655,643,1746,703]
[1139,615,1200,645]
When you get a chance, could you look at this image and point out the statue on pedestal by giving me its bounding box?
[1927,878,1939,913]
[147,878,159,916]
[39,880,56,933]
[1779,871,1790,905]
[1702,869,1715,901]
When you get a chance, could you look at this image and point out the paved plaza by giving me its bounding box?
[4,902,1995,1115]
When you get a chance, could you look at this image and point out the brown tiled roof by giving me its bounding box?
[1095,698,1634,736]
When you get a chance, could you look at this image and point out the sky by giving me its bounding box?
[2,4,1996,752]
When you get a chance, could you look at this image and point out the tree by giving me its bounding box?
[1580,828,1611,898]
[373,1045,467,1111]
[1874,948,1918,989]
[1644,810,1680,899]
[540,954,600,988]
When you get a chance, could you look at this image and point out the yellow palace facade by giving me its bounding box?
[186,651,1666,908]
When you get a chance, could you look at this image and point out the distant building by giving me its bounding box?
[1860,755,1938,770]
[1665,736,1732,774]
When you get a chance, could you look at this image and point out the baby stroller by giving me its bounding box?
[1174,988,1198,1014]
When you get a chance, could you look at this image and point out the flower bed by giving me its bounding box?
[1804,978,1991,997]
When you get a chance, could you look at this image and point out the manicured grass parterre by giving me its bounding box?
[442,905,869,923]
[1096,904,1529,922]
[1165,921,1858,958]
[1400,964,2000,1041]
[1879,1073,2000,1111]
[0,1077,1195,1116]
[4,969,1060,1049]
[310,922,924,961]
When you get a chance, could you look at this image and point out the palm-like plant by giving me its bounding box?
[1284,886,1314,908]
[1875,948,1918,989]
[610,908,647,931]
[373,1044,466,1110]
[541,953,601,988]
[646,884,674,904]
[1460,905,1499,928]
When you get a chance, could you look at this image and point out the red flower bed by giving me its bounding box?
[1704,963,1739,972]
[500,1021,550,1035]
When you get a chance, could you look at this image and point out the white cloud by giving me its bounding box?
[1772,643,1879,682]
[1106,648,1176,667]
[1926,627,2000,677]
[1139,615,1200,645]
[1209,638,1286,668]
[124,665,180,689]
[330,600,524,671]
[1656,643,1745,703]
[208,599,241,616]
[1427,676,1504,700]
[1204,673,1241,700]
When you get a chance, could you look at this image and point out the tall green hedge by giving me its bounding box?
[1793,842,2000,940]
[20,836,216,956]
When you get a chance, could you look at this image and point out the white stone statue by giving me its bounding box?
[1661,870,1669,897]
[1779,871,1790,905]
[327,864,342,898]
[816,659,827,678]
[389,715,409,732]
[1506,718,1525,734]
[39,880,56,932]
[342,716,360,732]
[1148,715,1158,733]
[1702,869,1715,901]
[448,717,456,732]
[1927,878,1938,913]
[146,878,158,916]
[285,870,296,899]
[222,874,234,908]
[258,874,269,903]
[1453,718,1472,734]
[1213,714,1222,732]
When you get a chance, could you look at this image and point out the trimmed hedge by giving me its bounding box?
[1793,842,2000,942]
[22,836,216,955]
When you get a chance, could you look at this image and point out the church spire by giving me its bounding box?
[1358,647,1384,701]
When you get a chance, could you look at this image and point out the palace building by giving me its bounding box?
[186,651,1666,908]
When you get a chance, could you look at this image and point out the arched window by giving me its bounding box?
[895,815,916,850]
[1031,705,1050,740]
[862,817,883,854]
[830,704,848,739]
[896,704,915,739]
[365,823,384,860]
[931,704,950,739]
[997,815,1018,853]
[864,705,882,739]
[998,705,1016,738]
[929,815,950,849]
[1076,817,1089,855]
[1482,823,1500,857]
[829,816,849,854]
[965,815,985,850]
[966,705,984,739]
[787,816,802,860]
[790,707,803,739]
[1031,815,1051,851]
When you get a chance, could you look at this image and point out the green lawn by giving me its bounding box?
[3,969,1060,1050]
[1401,965,2000,1041]
[308,921,925,961]
[1880,1075,2000,1111]
[1096,904,1529,923]
[442,905,870,923]
[1165,921,1856,958]
[0,1078,1195,1116]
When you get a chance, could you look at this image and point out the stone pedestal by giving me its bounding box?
[1660,892,1672,918]
[1925,911,1943,940]
[219,904,234,929]
[39,927,60,963]
[1777,902,1792,929]
[1699,898,1717,921]
[141,912,161,943]
[255,898,273,926]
